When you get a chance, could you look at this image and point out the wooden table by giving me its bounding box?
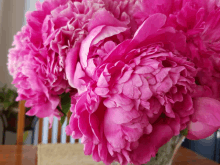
[173,147,219,165]
[0,145,219,165]
[0,145,37,165]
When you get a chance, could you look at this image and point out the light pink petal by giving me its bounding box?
[94,87,109,96]
[88,9,127,31]
[84,141,93,155]
[65,46,80,88]
[117,70,133,84]
[92,26,128,45]
[73,62,87,94]
[66,115,82,139]
[104,41,116,53]
[131,13,167,46]
[107,107,140,125]
[155,68,171,83]
[193,97,220,126]
[139,76,153,100]
[104,109,126,150]
[97,72,109,88]
[74,92,87,116]
[187,121,218,140]
[79,26,105,68]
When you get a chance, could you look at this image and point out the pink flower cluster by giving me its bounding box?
[7,0,220,164]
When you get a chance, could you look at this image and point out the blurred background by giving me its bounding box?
[0,0,219,164]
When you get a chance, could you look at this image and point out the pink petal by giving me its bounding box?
[94,87,109,96]
[65,46,80,88]
[92,26,128,45]
[193,97,220,126]
[187,121,218,140]
[88,9,127,31]
[78,111,93,138]
[131,13,167,47]
[104,39,132,63]
[104,109,126,150]
[79,26,105,68]
[89,113,101,141]
[73,63,87,94]
[107,107,140,125]
[84,141,93,155]
[131,123,173,164]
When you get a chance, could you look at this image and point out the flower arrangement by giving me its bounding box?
[7,0,220,164]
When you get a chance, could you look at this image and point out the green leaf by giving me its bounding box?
[59,93,71,125]
[3,101,12,110]
[0,93,4,102]
[155,153,159,160]
[0,85,18,112]
[60,115,66,126]
[5,89,16,101]
[2,84,7,92]
[180,128,188,136]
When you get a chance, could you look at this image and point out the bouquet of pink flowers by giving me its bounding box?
[7,0,220,164]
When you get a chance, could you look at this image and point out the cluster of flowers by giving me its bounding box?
[7,0,220,164]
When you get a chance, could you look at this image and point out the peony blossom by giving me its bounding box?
[7,0,140,123]
[67,0,142,94]
[136,0,220,99]
[8,0,105,120]
[72,22,129,94]
[66,14,197,165]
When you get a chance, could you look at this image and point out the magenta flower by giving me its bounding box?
[66,0,142,93]
[72,21,129,94]
[66,14,197,165]
[7,0,140,122]
[136,0,220,98]
[8,0,104,119]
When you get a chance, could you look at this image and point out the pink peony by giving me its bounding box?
[7,0,140,122]
[66,0,142,93]
[8,0,105,119]
[66,14,197,165]
[72,20,130,94]
[136,0,220,99]
[101,0,142,34]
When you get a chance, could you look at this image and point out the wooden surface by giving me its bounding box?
[0,145,219,165]
[16,100,26,145]
[173,147,219,165]
[0,145,37,165]
[38,118,43,144]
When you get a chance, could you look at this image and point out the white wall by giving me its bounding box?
[0,0,26,89]
[0,0,44,89]
[0,0,26,144]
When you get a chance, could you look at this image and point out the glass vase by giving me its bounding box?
[111,135,185,165]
